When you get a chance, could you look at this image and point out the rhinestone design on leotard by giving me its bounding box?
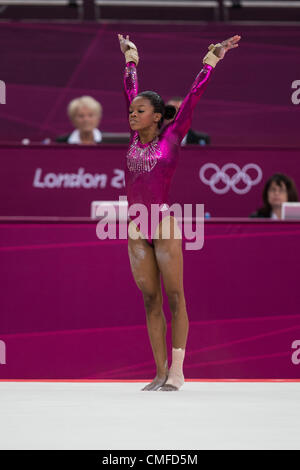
[125,65,138,99]
[127,134,162,173]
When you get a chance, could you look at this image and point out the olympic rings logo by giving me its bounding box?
[199,163,263,194]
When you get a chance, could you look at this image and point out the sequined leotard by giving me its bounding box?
[124,61,213,245]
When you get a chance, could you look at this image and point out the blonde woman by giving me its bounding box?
[55,96,103,145]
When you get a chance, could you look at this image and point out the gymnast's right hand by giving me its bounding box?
[118,34,130,53]
[118,34,139,65]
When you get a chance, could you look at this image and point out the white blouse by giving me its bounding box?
[67,128,102,144]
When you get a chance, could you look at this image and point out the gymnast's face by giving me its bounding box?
[129,97,162,131]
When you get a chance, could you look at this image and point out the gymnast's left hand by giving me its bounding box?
[213,35,241,59]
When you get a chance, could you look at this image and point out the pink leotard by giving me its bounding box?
[124,60,213,245]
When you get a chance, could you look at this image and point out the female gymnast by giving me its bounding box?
[118,32,241,391]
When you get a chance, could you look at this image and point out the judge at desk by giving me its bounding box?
[250,173,299,220]
[55,96,103,145]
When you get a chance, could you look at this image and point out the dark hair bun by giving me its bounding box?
[164,105,177,120]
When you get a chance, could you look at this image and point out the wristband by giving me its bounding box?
[124,40,139,66]
[202,43,222,68]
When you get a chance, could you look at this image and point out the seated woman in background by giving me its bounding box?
[250,173,299,219]
[55,96,103,145]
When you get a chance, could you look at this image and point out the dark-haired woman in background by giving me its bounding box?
[250,173,299,219]
[118,33,241,391]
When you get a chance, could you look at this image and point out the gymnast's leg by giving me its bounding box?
[128,221,168,391]
[153,216,189,391]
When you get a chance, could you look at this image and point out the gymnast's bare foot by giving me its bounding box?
[159,383,179,391]
[158,349,185,391]
[141,373,168,391]
[158,372,184,391]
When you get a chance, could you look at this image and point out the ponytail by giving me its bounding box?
[137,91,177,128]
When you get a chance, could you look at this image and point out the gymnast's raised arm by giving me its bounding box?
[169,35,241,142]
[118,34,139,110]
